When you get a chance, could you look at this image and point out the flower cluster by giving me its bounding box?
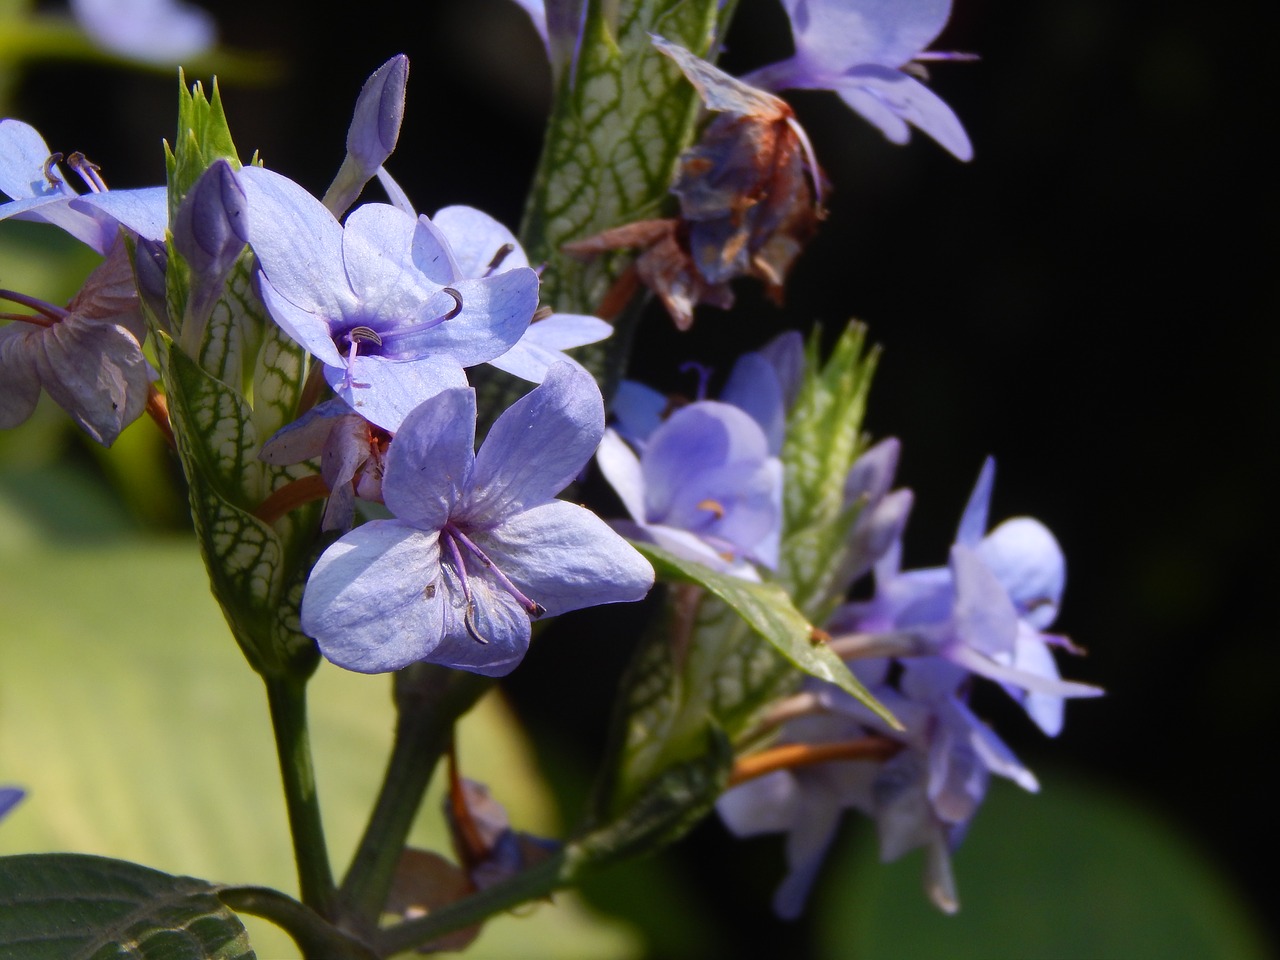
[0,0,1103,945]
[718,458,1101,914]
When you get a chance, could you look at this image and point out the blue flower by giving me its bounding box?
[717,656,1037,917]
[0,786,23,823]
[596,399,783,579]
[422,204,611,383]
[301,363,654,676]
[832,458,1102,734]
[743,0,974,160]
[0,119,167,252]
[70,0,216,64]
[237,166,540,432]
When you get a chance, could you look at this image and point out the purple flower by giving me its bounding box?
[423,205,611,383]
[612,330,803,455]
[259,399,387,532]
[0,786,23,822]
[322,55,409,217]
[0,119,167,251]
[596,400,783,579]
[237,166,539,432]
[833,458,1101,734]
[744,0,974,160]
[70,0,216,64]
[718,656,1037,916]
[0,241,152,445]
[301,363,654,676]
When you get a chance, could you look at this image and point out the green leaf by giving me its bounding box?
[777,322,881,620]
[0,536,642,960]
[633,542,897,727]
[0,854,254,960]
[155,334,317,677]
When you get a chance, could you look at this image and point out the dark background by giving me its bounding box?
[10,0,1272,955]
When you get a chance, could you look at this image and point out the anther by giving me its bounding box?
[43,154,64,187]
[532,305,554,322]
[484,243,515,275]
[464,604,489,645]
[696,498,726,520]
[67,152,107,193]
[440,287,463,320]
[347,325,383,346]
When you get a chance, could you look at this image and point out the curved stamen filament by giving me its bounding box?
[447,524,545,618]
[440,527,487,645]
[368,287,465,352]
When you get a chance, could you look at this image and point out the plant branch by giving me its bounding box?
[264,674,337,920]
[338,665,492,923]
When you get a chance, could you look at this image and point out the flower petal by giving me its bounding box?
[468,363,603,519]
[302,520,446,673]
[381,385,476,528]
[328,352,468,434]
[239,166,354,318]
[431,205,530,277]
[476,499,654,617]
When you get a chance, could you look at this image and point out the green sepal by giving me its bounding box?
[166,72,241,227]
[778,322,882,620]
[155,332,319,678]
[0,854,255,960]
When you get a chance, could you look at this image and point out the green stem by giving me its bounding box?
[264,674,336,920]
[339,666,493,923]
[218,886,379,960]
[375,848,574,957]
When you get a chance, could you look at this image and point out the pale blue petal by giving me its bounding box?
[610,380,667,447]
[412,214,463,284]
[477,499,654,616]
[432,559,532,676]
[949,544,1018,658]
[303,521,445,673]
[257,273,346,366]
[468,363,603,519]
[73,187,168,241]
[780,0,953,69]
[955,457,995,546]
[381,385,476,528]
[384,271,537,367]
[0,120,71,202]
[487,313,609,382]
[341,203,438,317]
[834,67,973,161]
[71,0,216,63]
[977,517,1065,629]
[642,401,771,522]
[717,771,802,838]
[431,205,529,277]
[239,166,354,318]
[328,353,468,434]
[594,429,648,524]
[722,352,786,453]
